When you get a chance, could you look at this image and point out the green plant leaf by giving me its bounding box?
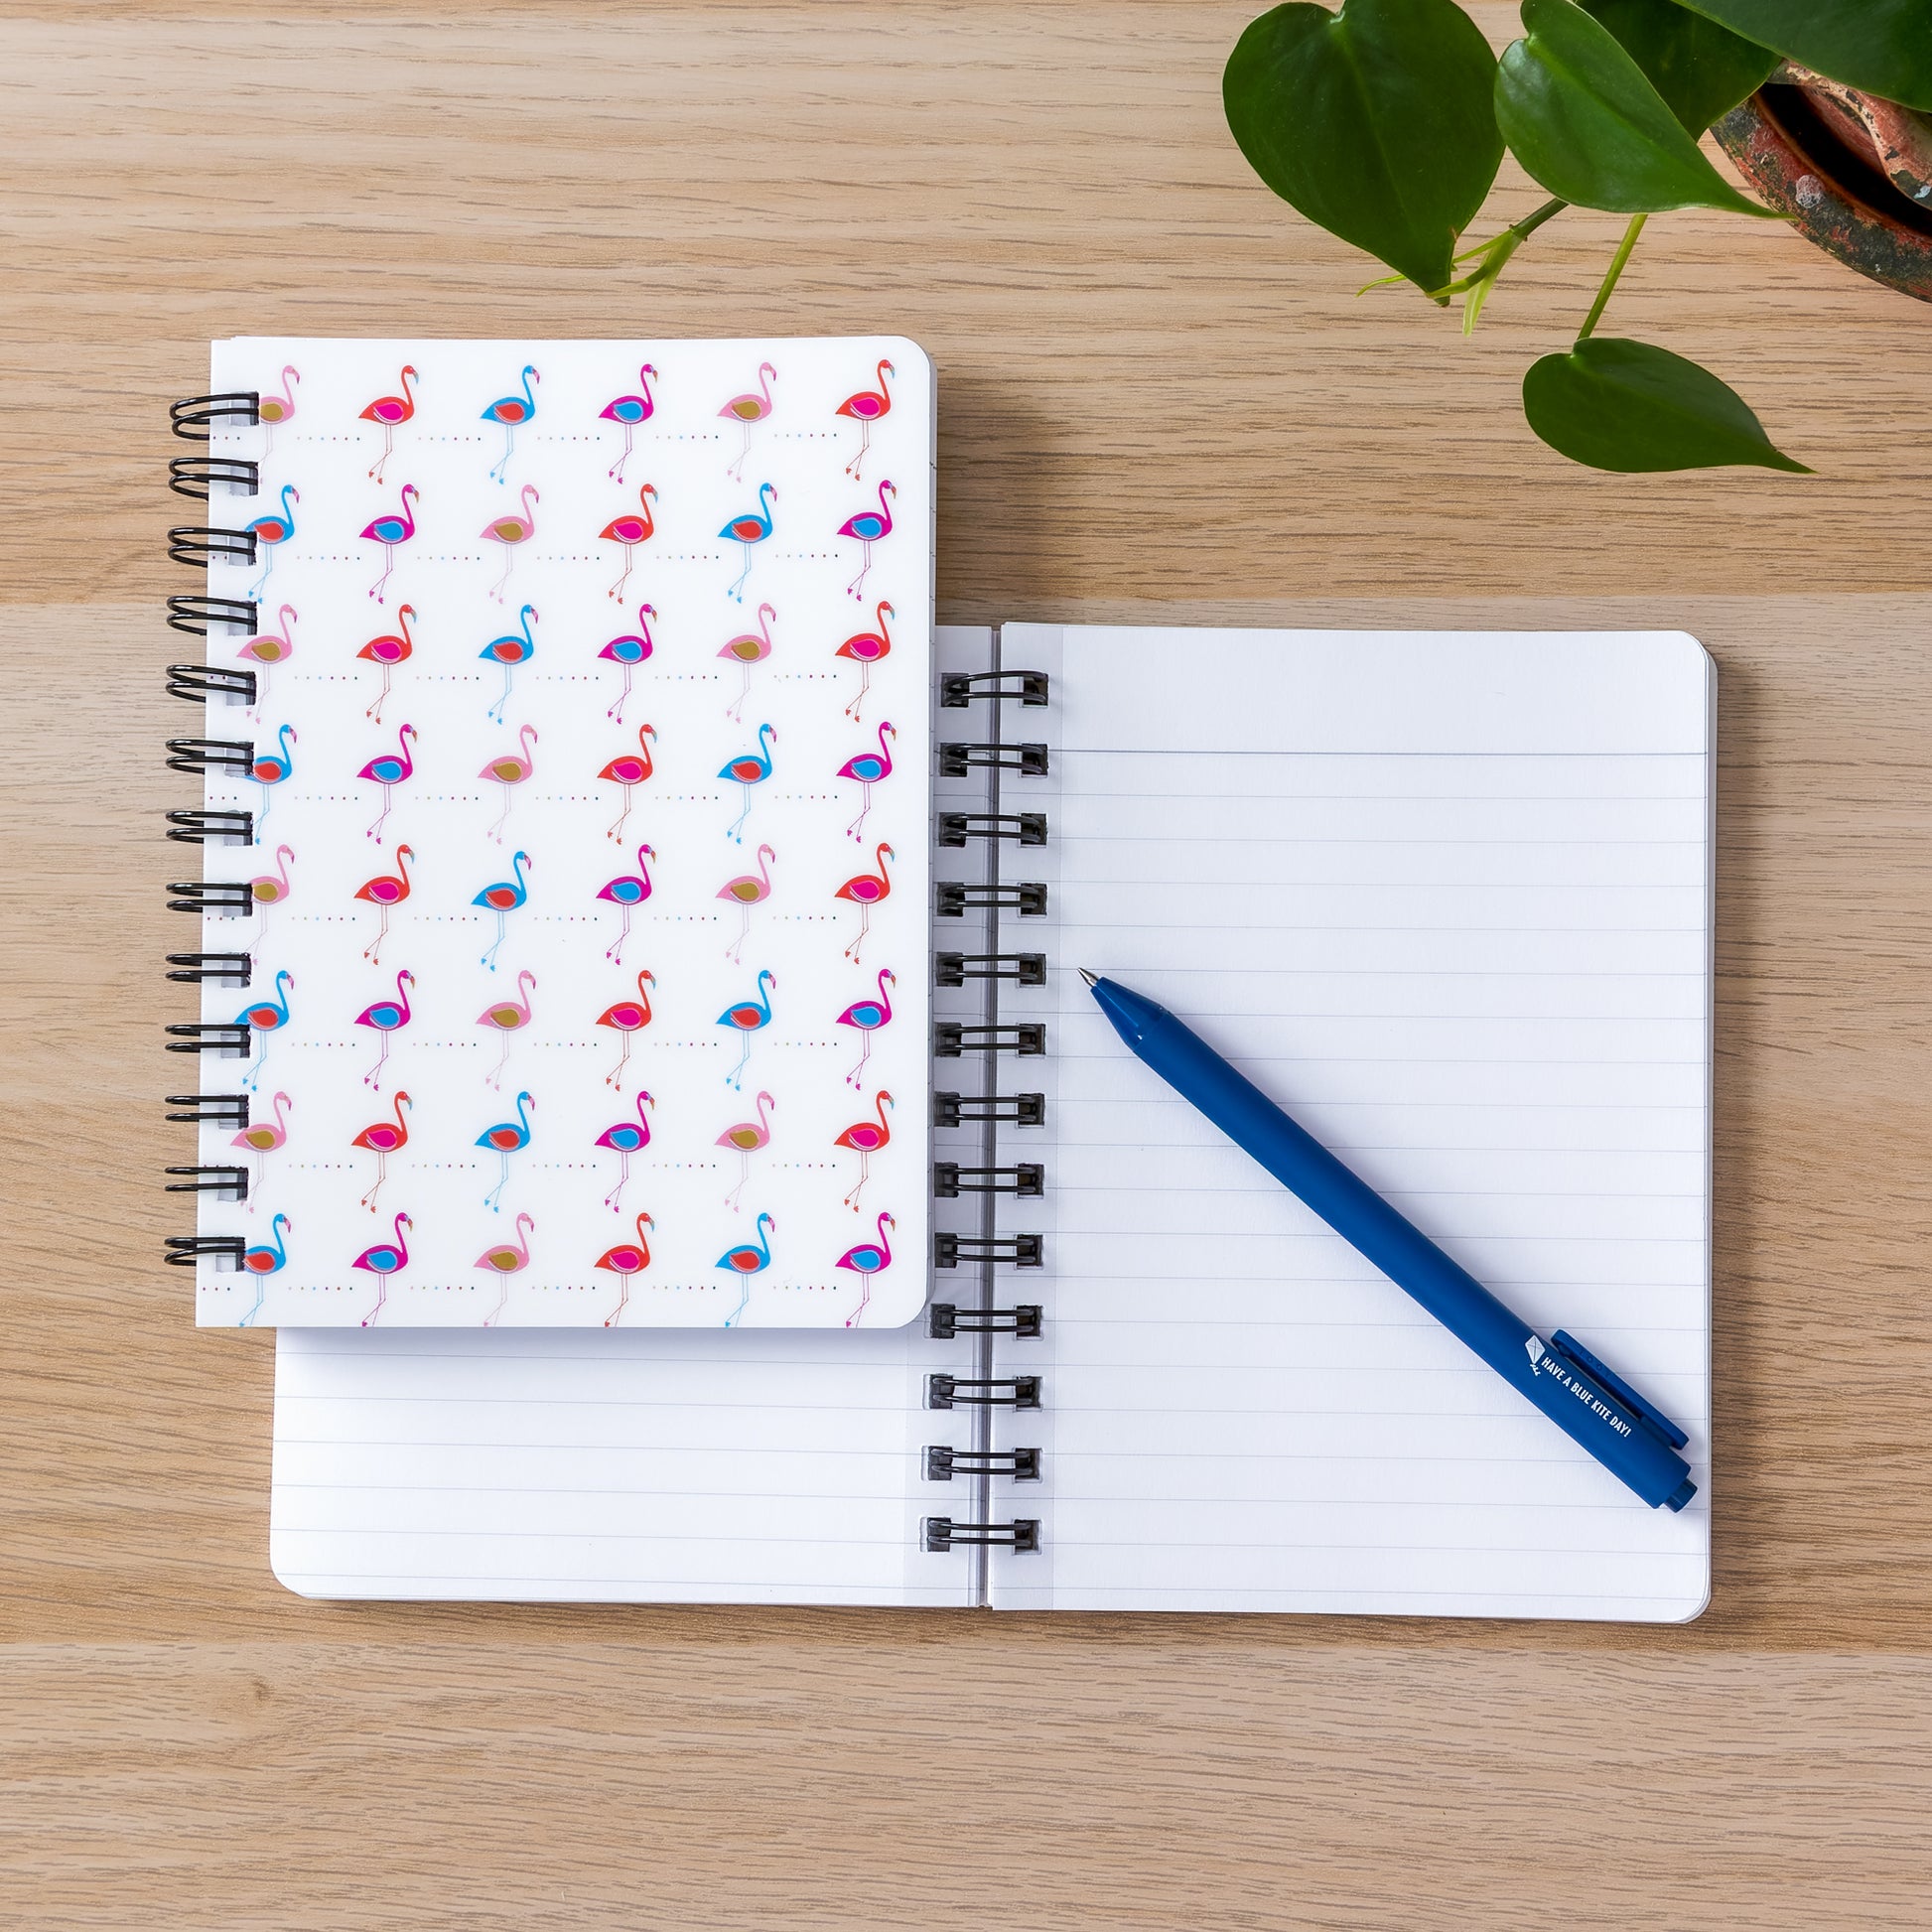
[1673,0,1932,112]
[1224,0,1504,292]
[1580,0,1777,131]
[1522,336,1812,471]
[1497,0,1777,212]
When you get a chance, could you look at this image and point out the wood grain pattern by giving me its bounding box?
[2,4,1930,1926]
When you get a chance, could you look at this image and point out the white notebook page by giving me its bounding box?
[990,624,1712,1619]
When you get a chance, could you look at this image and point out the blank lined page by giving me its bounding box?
[992,625,1712,1620]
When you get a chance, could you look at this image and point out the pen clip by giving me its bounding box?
[1550,1330,1689,1450]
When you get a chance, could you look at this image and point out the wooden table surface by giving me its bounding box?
[5,4,1930,1926]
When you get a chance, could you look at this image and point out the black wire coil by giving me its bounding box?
[939,670,1049,708]
[167,664,257,705]
[166,1094,250,1127]
[933,1022,1046,1058]
[164,1236,245,1269]
[168,880,254,915]
[171,392,260,440]
[169,456,260,499]
[933,952,1046,988]
[926,1374,1042,1411]
[924,1447,1041,1480]
[933,1163,1045,1199]
[165,1023,251,1054]
[166,809,255,845]
[932,1091,1046,1128]
[165,1166,249,1199]
[933,1232,1043,1269]
[168,596,258,638]
[927,1303,1043,1339]
[923,1518,1041,1553]
[166,738,254,774]
[938,741,1048,777]
[168,525,256,567]
[166,953,252,984]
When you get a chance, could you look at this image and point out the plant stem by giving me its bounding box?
[1578,213,1648,341]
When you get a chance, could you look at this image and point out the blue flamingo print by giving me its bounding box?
[244,483,298,600]
[717,1211,774,1326]
[472,850,531,970]
[235,969,294,1090]
[479,604,538,722]
[475,1091,534,1212]
[237,1211,290,1327]
[483,364,539,482]
[716,968,775,1089]
[718,482,775,602]
[718,722,776,843]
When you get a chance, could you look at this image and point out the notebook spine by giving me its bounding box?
[163,394,265,1276]
[927,644,1051,1587]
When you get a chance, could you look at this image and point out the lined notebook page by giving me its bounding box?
[992,625,1712,1620]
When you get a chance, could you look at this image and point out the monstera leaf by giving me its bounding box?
[1580,0,1778,132]
[1224,0,1504,292]
[1675,0,1932,111]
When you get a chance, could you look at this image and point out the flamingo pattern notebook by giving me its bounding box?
[266,622,1715,1620]
[172,337,932,1328]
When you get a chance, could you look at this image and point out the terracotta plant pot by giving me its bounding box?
[1717,72,1932,303]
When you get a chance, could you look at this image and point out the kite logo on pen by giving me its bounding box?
[1525,1336,1545,1368]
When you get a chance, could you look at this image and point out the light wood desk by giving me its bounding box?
[3,5,1929,1926]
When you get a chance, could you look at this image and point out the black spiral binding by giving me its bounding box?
[168,879,254,915]
[166,953,252,985]
[934,952,1045,988]
[166,1094,250,1127]
[928,1303,1042,1338]
[938,742,1048,777]
[927,1374,1042,1411]
[932,1164,1044,1198]
[169,456,259,499]
[166,1023,251,1054]
[164,1236,244,1270]
[166,737,255,774]
[168,524,257,567]
[165,809,255,845]
[925,1447,1041,1479]
[171,392,260,440]
[933,1022,1045,1057]
[167,664,257,705]
[168,596,257,638]
[166,1166,249,1200]
[932,1091,1045,1127]
[937,812,1047,848]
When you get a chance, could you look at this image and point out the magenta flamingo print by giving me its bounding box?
[360,483,417,602]
[352,1211,411,1325]
[835,1211,895,1326]
[357,722,417,842]
[836,722,896,840]
[599,603,656,722]
[354,969,413,1089]
[600,363,656,481]
[836,968,895,1088]
[596,1090,655,1212]
[597,844,655,963]
[837,480,895,600]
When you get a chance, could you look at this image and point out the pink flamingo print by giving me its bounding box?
[715,1090,774,1211]
[836,721,897,841]
[480,604,538,724]
[718,483,775,604]
[599,483,656,601]
[235,969,293,1091]
[717,1211,774,1327]
[481,484,538,602]
[357,721,417,843]
[716,843,775,964]
[230,1089,292,1206]
[479,724,537,843]
[359,364,418,482]
[833,1089,895,1210]
[598,723,657,841]
[600,363,657,482]
[473,849,531,971]
[837,479,895,600]
[716,602,777,723]
[595,1090,655,1211]
[836,967,896,1087]
[354,968,414,1089]
[836,358,894,479]
[596,843,655,962]
[250,725,296,834]
[717,968,775,1090]
[245,843,295,947]
[350,1089,412,1211]
[478,970,536,1089]
[836,1211,896,1327]
[236,604,296,708]
[360,483,418,602]
[483,364,539,483]
[353,844,413,963]
[255,365,299,453]
[476,1212,533,1325]
[244,484,298,602]
[357,604,415,722]
[595,1210,654,1327]
[237,1212,289,1326]
[597,968,654,1088]
[599,603,655,721]
[836,601,895,721]
[475,1090,534,1212]
[719,722,776,843]
[718,361,776,481]
[834,843,895,961]
[352,1211,411,1325]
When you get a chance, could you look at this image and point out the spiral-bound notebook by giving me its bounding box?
[266,620,1716,1619]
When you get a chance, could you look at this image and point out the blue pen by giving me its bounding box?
[1081,972,1698,1512]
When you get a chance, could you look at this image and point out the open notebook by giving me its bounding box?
[271,621,1715,1619]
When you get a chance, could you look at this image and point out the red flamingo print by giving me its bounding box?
[833,1089,895,1210]
[256,365,299,453]
[596,842,655,963]
[600,363,657,482]
[836,967,896,1087]
[357,721,417,843]
[718,361,776,481]
[719,483,774,603]
[476,1212,533,1325]
[483,364,539,482]
[717,602,777,722]
[836,721,897,841]
[836,358,894,479]
[354,968,414,1089]
[357,604,415,722]
[837,479,895,600]
[836,601,894,721]
[836,1211,896,1327]
[595,1210,654,1326]
[599,602,655,722]
[716,843,775,964]
[481,484,539,602]
[716,1090,774,1210]
[599,723,657,842]
[236,604,297,708]
[230,1089,292,1206]
[360,483,418,602]
[350,1089,413,1211]
[599,483,656,601]
[595,1090,655,1212]
[597,968,654,1089]
[352,1211,411,1325]
[244,484,298,602]
[245,843,295,947]
[834,842,895,961]
[353,843,413,963]
[479,724,537,843]
[359,364,418,482]
[478,970,535,1089]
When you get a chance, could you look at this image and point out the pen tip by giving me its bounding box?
[1078,967,1099,987]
